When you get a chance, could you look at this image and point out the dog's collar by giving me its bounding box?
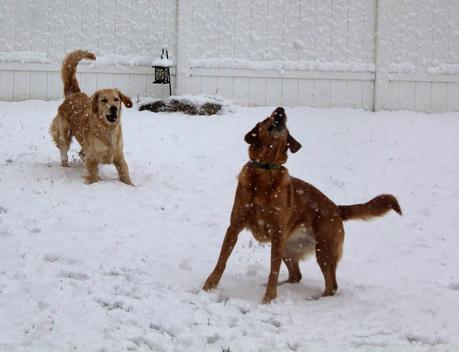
[250,160,283,170]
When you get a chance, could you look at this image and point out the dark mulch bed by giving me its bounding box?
[139,99,222,116]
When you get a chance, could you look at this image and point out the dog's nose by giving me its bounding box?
[110,106,118,114]
[274,107,285,116]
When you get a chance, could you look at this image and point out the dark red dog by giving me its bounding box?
[203,107,401,303]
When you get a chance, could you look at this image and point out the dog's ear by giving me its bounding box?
[91,92,99,114]
[118,91,133,108]
[244,124,260,147]
[287,132,302,153]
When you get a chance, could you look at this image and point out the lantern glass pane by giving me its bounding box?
[154,67,170,84]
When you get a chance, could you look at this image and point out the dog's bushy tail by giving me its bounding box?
[61,50,96,98]
[338,194,402,221]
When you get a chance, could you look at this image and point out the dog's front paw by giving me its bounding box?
[262,290,277,304]
[120,178,134,186]
[321,289,336,297]
[203,276,219,291]
[85,175,101,184]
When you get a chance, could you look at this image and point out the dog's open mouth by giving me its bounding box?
[269,107,286,133]
[106,113,117,123]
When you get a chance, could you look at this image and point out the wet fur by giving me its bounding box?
[203,107,402,303]
[50,50,134,185]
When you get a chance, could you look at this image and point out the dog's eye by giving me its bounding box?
[101,98,108,103]
[114,98,119,102]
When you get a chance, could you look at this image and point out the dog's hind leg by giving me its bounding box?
[315,219,344,297]
[271,260,302,287]
[262,258,301,287]
[50,115,72,167]
[277,227,317,286]
[59,149,69,167]
[281,257,302,285]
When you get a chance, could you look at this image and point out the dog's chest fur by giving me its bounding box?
[93,137,110,153]
[239,165,318,260]
[241,166,294,242]
[90,129,118,164]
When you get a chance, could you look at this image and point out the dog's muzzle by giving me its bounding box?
[270,107,286,132]
[106,106,118,123]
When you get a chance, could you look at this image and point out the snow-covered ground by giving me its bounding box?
[0,100,458,352]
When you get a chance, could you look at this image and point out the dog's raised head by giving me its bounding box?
[91,89,133,125]
[244,107,302,164]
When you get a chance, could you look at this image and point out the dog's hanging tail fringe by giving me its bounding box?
[338,194,402,221]
[61,50,96,98]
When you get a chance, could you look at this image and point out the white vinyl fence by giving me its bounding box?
[0,0,177,101]
[1,0,459,112]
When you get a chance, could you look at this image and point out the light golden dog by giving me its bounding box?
[203,107,402,304]
[50,50,133,185]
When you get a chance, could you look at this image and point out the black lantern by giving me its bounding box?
[153,48,172,96]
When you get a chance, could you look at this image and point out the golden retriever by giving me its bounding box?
[203,107,402,304]
[50,50,133,185]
